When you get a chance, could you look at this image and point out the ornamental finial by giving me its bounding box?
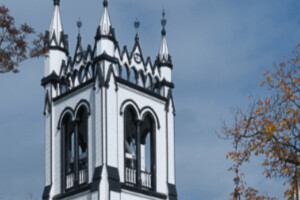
[53,0,60,6]
[103,0,108,7]
[134,19,140,41]
[134,19,140,33]
[161,8,167,36]
[77,18,82,34]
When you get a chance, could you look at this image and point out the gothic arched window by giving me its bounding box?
[62,113,76,190]
[124,106,138,183]
[61,106,89,191]
[124,105,156,190]
[77,107,88,186]
[140,113,156,189]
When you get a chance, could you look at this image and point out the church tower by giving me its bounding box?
[41,1,177,200]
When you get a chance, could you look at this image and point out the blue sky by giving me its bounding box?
[0,0,299,199]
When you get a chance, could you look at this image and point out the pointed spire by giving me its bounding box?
[76,18,83,50]
[134,19,140,42]
[100,0,111,35]
[75,18,84,62]
[49,0,63,42]
[159,9,170,62]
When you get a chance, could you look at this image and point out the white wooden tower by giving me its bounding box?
[42,0,177,200]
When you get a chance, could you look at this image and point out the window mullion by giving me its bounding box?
[136,119,142,188]
[62,124,66,191]
[74,120,79,187]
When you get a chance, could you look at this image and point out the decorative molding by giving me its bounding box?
[167,183,178,200]
[53,78,94,102]
[91,166,102,192]
[52,185,90,200]
[41,72,60,87]
[116,77,168,102]
[119,99,161,129]
[74,99,91,116]
[121,184,167,199]
[42,185,52,200]
[107,166,121,192]
[165,89,176,115]
[57,107,74,130]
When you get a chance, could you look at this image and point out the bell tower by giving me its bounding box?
[41,1,178,200]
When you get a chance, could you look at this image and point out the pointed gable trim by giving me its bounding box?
[43,90,52,115]
[104,64,118,91]
[165,89,176,115]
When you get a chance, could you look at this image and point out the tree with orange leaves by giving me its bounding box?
[0,5,47,73]
[223,44,300,200]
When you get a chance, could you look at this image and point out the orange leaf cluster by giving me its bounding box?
[223,44,300,199]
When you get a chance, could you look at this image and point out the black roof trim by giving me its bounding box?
[52,184,90,200]
[95,26,119,45]
[161,79,175,88]
[41,72,60,86]
[155,58,173,69]
[121,184,167,199]
[94,53,118,64]
[48,46,69,55]
[53,78,95,102]
[115,77,168,102]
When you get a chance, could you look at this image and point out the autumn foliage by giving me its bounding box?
[223,45,300,199]
[0,5,47,73]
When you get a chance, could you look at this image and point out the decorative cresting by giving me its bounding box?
[44,1,173,99]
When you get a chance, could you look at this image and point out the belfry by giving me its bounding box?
[41,0,177,199]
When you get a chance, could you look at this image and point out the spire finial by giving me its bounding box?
[77,18,82,34]
[99,0,111,35]
[53,0,60,6]
[161,8,167,36]
[103,0,108,7]
[134,19,140,42]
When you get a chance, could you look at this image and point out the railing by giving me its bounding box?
[65,168,87,189]
[141,171,152,188]
[125,168,152,188]
[79,168,87,185]
[66,173,75,189]
[125,168,136,184]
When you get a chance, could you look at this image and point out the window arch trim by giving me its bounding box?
[120,99,160,130]
[58,107,74,130]
[74,100,91,117]
[58,100,91,130]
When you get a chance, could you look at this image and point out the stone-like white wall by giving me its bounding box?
[106,77,118,168]
[44,50,66,77]
[167,101,175,184]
